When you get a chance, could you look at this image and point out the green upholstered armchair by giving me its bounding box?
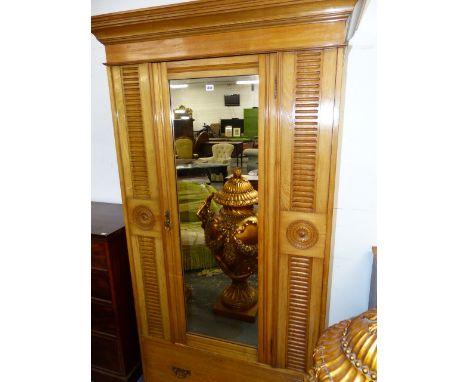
[175,136,199,160]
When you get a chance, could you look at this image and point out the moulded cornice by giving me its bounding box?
[91,0,359,45]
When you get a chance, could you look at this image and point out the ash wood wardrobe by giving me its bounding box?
[92,1,362,381]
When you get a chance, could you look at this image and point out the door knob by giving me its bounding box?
[164,210,171,231]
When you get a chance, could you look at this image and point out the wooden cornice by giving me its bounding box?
[91,0,359,45]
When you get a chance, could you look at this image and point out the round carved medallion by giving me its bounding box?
[133,205,155,230]
[286,220,319,249]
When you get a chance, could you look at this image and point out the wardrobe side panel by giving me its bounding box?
[274,49,339,372]
[108,64,171,341]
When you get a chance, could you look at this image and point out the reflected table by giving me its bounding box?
[176,163,228,182]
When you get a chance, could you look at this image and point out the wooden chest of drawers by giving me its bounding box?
[91,202,141,382]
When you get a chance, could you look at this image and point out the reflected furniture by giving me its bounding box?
[200,140,244,166]
[210,123,221,137]
[243,108,259,138]
[212,143,234,164]
[197,169,259,322]
[175,136,195,159]
[198,143,234,164]
[92,0,363,381]
[91,202,141,382]
[220,118,244,135]
[193,131,209,157]
[177,181,219,271]
[173,118,194,139]
[176,163,228,182]
[243,148,259,172]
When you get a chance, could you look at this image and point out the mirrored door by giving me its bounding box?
[169,75,260,347]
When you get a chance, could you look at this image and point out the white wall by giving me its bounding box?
[91,0,195,203]
[171,81,259,131]
[327,0,377,325]
[91,33,121,203]
[91,0,377,325]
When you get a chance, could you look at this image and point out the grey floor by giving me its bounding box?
[185,270,258,347]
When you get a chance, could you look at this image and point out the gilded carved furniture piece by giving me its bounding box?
[197,168,259,322]
[309,309,377,382]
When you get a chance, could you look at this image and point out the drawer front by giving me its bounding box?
[92,241,108,269]
[141,337,303,382]
[92,269,112,301]
[91,299,116,335]
[92,334,122,373]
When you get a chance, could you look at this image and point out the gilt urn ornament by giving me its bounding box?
[197,168,258,322]
[309,309,377,382]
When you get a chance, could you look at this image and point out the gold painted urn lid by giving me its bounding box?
[213,168,258,207]
[310,309,377,382]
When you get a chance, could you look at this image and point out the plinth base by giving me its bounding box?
[213,298,258,323]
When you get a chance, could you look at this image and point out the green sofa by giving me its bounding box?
[177,181,220,270]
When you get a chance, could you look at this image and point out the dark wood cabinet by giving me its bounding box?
[173,118,194,139]
[91,202,141,382]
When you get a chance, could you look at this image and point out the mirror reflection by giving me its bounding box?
[170,75,259,347]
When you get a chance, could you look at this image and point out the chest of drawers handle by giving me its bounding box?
[172,366,191,379]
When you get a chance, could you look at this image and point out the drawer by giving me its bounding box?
[91,299,116,335]
[142,338,303,382]
[92,241,108,269]
[92,269,112,300]
[92,334,122,373]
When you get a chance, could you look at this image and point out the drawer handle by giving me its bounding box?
[172,366,191,379]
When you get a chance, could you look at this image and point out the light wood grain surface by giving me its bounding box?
[94,0,358,380]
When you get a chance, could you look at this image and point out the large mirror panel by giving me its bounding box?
[169,75,260,347]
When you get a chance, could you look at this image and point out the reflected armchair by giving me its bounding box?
[175,136,198,161]
[197,143,234,165]
[243,148,258,172]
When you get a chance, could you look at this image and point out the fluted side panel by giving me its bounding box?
[138,236,163,337]
[291,52,322,212]
[286,255,313,372]
[121,66,151,199]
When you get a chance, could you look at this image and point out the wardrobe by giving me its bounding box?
[92,1,363,380]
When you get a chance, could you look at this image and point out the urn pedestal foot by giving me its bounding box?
[213,280,258,322]
[213,298,258,323]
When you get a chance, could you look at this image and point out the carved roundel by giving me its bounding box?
[133,205,155,230]
[286,220,319,249]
